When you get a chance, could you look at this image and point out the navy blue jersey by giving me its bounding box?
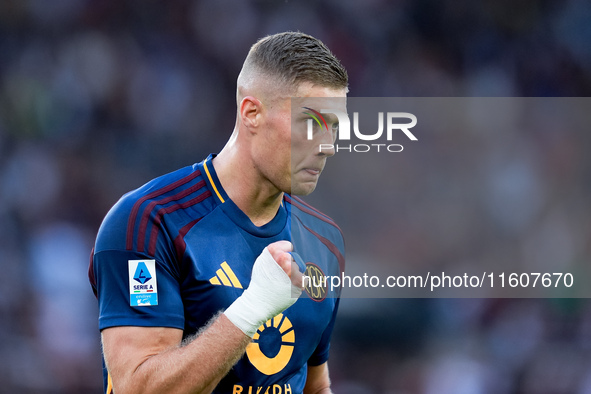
[89,154,345,394]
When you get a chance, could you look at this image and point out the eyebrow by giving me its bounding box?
[322,113,339,124]
[302,107,328,131]
[301,107,339,126]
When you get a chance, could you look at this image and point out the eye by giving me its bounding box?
[305,117,322,130]
[331,123,339,133]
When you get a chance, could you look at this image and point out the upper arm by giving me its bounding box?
[92,249,185,330]
[91,191,185,331]
[101,326,183,391]
[304,362,332,394]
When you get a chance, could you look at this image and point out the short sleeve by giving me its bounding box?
[93,249,185,330]
[307,298,340,366]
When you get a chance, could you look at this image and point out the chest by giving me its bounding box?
[175,210,338,353]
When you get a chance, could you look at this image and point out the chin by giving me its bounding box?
[290,182,318,196]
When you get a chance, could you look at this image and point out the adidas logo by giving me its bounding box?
[209,262,243,288]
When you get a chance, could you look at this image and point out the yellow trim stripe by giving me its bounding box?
[221,262,243,288]
[203,160,225,203]
[106,373,113,394]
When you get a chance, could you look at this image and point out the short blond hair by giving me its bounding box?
[243,31,348,92]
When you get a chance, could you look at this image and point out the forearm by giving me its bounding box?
[105,314,250,394]
[303,363,332,394]
[308,389,332,394]
[103,243,300,394]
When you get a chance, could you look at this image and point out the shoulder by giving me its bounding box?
[95,164,213,254]
[285,195,342,234]
[285,194,345,265]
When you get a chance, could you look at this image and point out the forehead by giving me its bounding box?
[290,83,347,120]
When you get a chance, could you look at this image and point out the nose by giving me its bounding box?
[317,129,336,157]
[318,143,335,157]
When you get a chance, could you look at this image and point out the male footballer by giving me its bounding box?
[89,31,347,394]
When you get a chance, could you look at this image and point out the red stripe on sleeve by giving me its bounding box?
[126,170,201,250]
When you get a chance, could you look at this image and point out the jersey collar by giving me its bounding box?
[200,154,288,237]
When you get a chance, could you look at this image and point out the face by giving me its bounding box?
[252,82,347,196]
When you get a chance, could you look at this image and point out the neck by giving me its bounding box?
[212,134,284,227]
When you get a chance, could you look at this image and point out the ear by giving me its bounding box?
[239,96,263,132]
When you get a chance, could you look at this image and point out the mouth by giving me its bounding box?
[303,168,322,176]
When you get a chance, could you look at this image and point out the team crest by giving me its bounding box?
[303,263,327,302]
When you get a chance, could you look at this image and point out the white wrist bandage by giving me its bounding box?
[224,247,302,337]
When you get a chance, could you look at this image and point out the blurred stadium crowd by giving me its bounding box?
[0,0,590,392]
